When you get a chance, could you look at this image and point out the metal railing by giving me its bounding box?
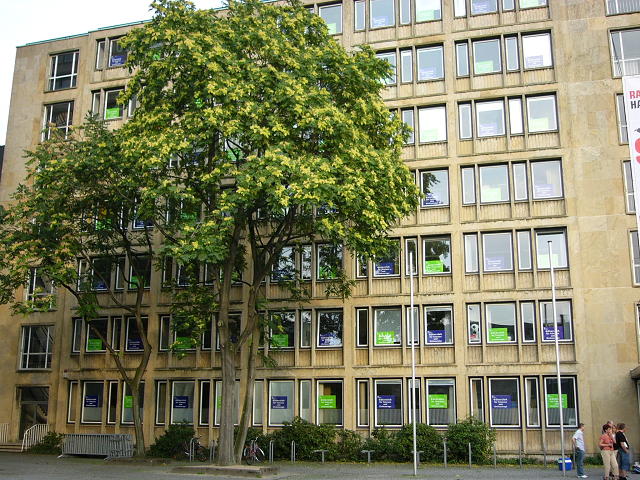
[613,57,640,77]
[61,433,133,458]
[607,0,640,15]
[0,423,9,444]
[21,424,49,451]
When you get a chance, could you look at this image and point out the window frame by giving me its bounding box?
[543,376,578,428]
[373,307,402,346]
[42,100,74,140]
[48,50,79,91]
[424,305,454,345]
[316,379,344,426]
[318,3,343,35]
[485,302,517,344]
[425,378,456,426]
[488,377,521,428]
[20,325,54,370]
[374,378,403,427]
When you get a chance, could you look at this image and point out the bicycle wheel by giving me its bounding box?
[196,446,208,462]
[254,447,265,463]
[243,447,254,465]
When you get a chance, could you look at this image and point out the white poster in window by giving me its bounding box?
[623,75,640,233]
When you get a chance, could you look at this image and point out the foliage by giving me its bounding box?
[445,417,496,464]
[329,429,365,462]
[147,423,196,459]
[395,423,443,462]
[27,431,64,455]
[362,428,402,462]
[267,417,336,461]
[584,454,604,465]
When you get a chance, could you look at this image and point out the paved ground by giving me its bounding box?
[0,452,609,479]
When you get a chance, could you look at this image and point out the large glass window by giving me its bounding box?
[49,51,78,91]
[269,380,294,425]
[300,310,312,348]
[317,244,343,280]
[319,4,342,34]
[377,52,397,85]
[482,232,513,271]
[473,39,501,74]
[214,380,239,426]
[27,268,55,303]
[199,380,210,426]
[456,43,470,77]
[270,311,295,349]
[479,165,509,203]
[406,306,419,345]
[171,381,194,424]
[418,106,447,143]
[544,377,577,427]
[122,382,144,424]
[373,239,400,277]
[517,230,532,270]
[108,38,128,67]
[357,309,369,347]
[489,378,520,427]
[125,317,147,352]
[375,379,403,426]
[317,310,343,347]
[417,46,444,81]
[42,101,74,140]
[531,160,563,199]
[486,303,517,343]
[461,167,476,204]
[425,306,453,344]
[272,246,296,282]
[522,33,552,69]
[317,380,343,425]
[374,308,402,346]
[402,109,415,143]
[82,382,104,423]
[371,0,395,27]
[355,0,365,29]
[421,170,449,207]
[526,95,557,132]
[540,300,573,341]
[476,100,505,137]
[86,318,108,353]
[20,325,53,369]
[104,89,124,120]
[423,236,451,274]
[535,229,568,269]
[426,379,455,426]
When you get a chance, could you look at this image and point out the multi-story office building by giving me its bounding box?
[1,0,639,455]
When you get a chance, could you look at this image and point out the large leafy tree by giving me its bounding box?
[118,0,419,464]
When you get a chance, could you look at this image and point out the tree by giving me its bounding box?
[119,0,419,465]
[0,119,163,456]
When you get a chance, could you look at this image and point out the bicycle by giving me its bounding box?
[242,438,265,465]
[183,436,209,462]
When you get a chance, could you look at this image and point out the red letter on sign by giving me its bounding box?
[636,137,640,163]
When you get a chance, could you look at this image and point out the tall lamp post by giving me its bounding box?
[409,252,418,476]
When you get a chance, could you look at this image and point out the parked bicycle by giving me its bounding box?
[183,436,208,462]
[243,438,265,465]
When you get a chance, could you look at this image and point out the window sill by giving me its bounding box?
[17,368,52,372]
[45,86,77,94]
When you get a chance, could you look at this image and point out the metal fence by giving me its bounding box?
[21,424,49,451]
[61,433,133,459]
[0,423,9,444]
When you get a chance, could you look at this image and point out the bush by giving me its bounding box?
[395,424,443,462]
[147,423,195,459]
[445,417,496,464]
[269,417,336,460]
[362,428,401,461]
[584,454,603,465]
[330,429,365,461]
[28,431,64,455]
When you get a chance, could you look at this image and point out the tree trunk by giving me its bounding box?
[218,337,236,465]
[234,324,260,462]
[130,382,145,457]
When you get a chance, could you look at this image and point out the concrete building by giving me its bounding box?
[1,0,639,456]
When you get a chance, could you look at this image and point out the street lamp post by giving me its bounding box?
[409,252,417,476]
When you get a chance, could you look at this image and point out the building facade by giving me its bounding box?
[1,0,640,455]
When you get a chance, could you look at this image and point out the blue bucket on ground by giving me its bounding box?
[557,458,572,471]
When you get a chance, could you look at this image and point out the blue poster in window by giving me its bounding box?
[486,256,506,270]
[422,192,441,206]
[543,326,564,341]
[319,333,341,347]
[491,395,511,409]
[127,338,143,350]
[377,395,396,409]
[84,395,99,408]
[271,396,288,409]
[173,396,189,409]
[374,261,395,276]
[110,54,127,66]
[427,330,446,343]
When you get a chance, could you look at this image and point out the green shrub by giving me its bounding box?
[147,423,195,459]
[395,423,443,462]
[269,417,336,460]
[445,417,496,464]
[329,429,365,461]
[362,428,401,461]
[28,431,64,455]
[584,454,603,465]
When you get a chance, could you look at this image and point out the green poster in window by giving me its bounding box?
[124,395,133,409]
[482,187,503,202]
[376,331,395,345]
[175,336,191,350]
[319,395,337,409]
[489,328,509,342]
[87,338,103,351]
[529,117,550,132]
[428,394,448,409]
[520,0,541,8]
[271,334,289,348]
[105,107,121,119]
[216,396,222,408]
[537,253,560,269]
[420,128,440,142]
[546,393,568,409]
[327,23,337,35]
[416,9,435,21]
[425,260,444,273]
[130,275,139,288]
[475,60,495,74]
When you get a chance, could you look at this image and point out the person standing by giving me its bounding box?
[600,424,619,480]
[615,423,630,480]
[572,422,588,478]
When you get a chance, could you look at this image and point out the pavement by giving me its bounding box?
[0,452,610,479]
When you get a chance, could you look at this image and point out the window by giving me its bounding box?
[632,231,640,284]
[357,379,369,427]
[373,239,400,276]
[27,268,55,303]
[416,45,444,81]
[423,236,451,274]
[171,381,194,424]
[129,255,151,289]
[624,161,635,213]
[505,36,519,71]
[107,382,118,424]
[214,380,239,425]
[470,378,484,421]
[522,33,552,69]
[425,305,453,344]
[544,377,577,427]
[72,318,82,353]
[402,109,415,143]
[476,100,505,136]
[317,380,343,425]
[269,380,294,425]
[68,381,78,423]
[531,160,563,199]
[611,28,640,76]
[108,38,128,67]
[406,238,418,276]
[300,311,312,348]
[512,163,526,200]
[126,317,147,351]
[318,4,342,34]
[489,378,520,427]
[520,0,546,7]
[82,382,104,423]
[418,105,447,142]
[464,234,479,274]
[122,382,144,424]
[48,51,78,90]
[356,308,369,347]
[406,306,419,345]
[198,380,210,426]
[415,0,442,21]
[408,378,421,423]
[355,0,365,29]
[42,101,74,140]
[374,307,402,346]
[473,39,501,74]
[104,89,124,120]
[86,318,108,353]
[253,380,264,425]
[421,169,449,207]
[471,0,498,14]
[78,257,111,291]
[371,0,395,27]
[272,246,296,282]
[299,380,312,422]
[517,231,532,270]
[426,379,455,426]
[521,302,536,342]
[317,310,343,347]
[486,303,516,343]
[616,94,629,143]
[467,304,481,344]
[376,52,397,85]
[479,164,509,203]
[456,43,469,77]
[374,379,402,426]
[535,229,568,269]
[155,381,167,425]
[607,0,640,15]
[525,377,540,427]
[540,300,573,341]
[270,311,295,349]
[509,98,524,135]
[526,95,557,132]
[20,325,53,369]
[482,232,513,271]
[317,244,343,280]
